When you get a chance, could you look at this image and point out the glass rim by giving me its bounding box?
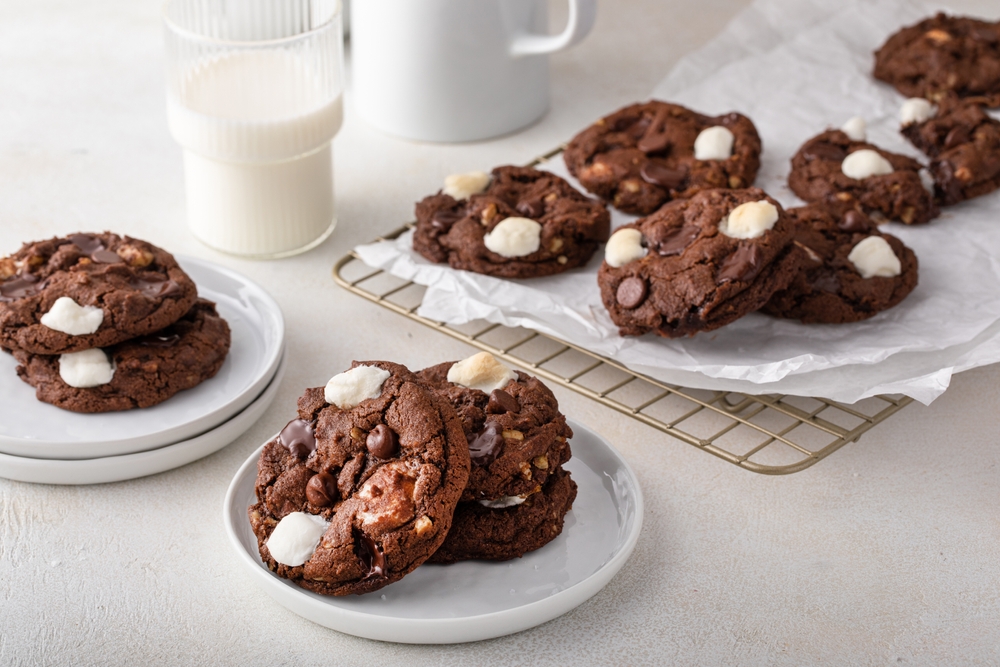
[162,0,341,47]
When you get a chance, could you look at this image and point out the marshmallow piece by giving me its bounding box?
[442,171,490,200]
[718,200,779,239]
[919,168,936,193]
[265,512,330,567]
[841,149,894,180]
[483,217,542,258]
[605,228,647,268]
[39,297,104,336]
[841,116,867,142]
[447,352,517,393]
[848,236,902,278]
[900,98,935,126]
[324,365,391,409]
[478,495,528,509]
[58,349,115,388]
[693,126,735,160]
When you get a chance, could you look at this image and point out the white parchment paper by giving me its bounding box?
[356,0,1000,404]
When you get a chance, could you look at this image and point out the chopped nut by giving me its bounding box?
[481,203,498,224]
[549,237,564,252]
[502,429,524,441]
[584,162,612,178]
[350,427,365,441]
[890,183,901,193]
[543,193,558,203]
[955,167,973,182]
[925,29,951,43]
[622,179,641,193]
[728,175,743,188]
[595,119,606,126]
[413,516,433,536]
[900,207,916,224]
[26,255,44,268]
[76,257,92,266]
[0,258,15,280]
[533,455,549,470]
[835,192,853,202]
[557,256,568,265]
[556,436,567,442]
[519,461,532,480]
[140,361,159,373]
[117,244,154,268]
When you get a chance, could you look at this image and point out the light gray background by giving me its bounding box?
[1,1,999,665]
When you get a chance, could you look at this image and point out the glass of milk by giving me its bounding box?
[164,0,344,258]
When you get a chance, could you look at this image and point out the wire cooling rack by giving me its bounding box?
[332,149,914,475]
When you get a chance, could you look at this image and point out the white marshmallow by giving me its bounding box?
[265,512,330,567]
[718,200,779,239]
[483,217,542,258]
[442,171,490,200]
[58,349,115,388]
[848,236,901,278]
[840,116,867,142]
[841,149,894,180]
[900,98,935,126]
[693,126,735,160]
[39,297,104,336]
[919,168,936,193]
[447,352,516,393]
[604,228,647,268]
[324,365,391,409]
[478,495,527,509]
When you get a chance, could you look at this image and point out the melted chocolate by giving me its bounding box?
[838,210,872,233]
[431,208,464,231]
[804,142,847,163]
[130,278,182,299]
[306,472,339,507]
[812,270,841,293]
[616,276,648,309]
[92,249,123,264]
[516,199,545,218]
[278,418,316,459]
[366,424,398,459]
[650,223,700,256]
[356,532,386,579]
[486,389,519,415]
[944,125,971,149]
[640,163,686,190]
[70,234,123,264]
[936,161,964,204]
[469,421,504,466]
[0,273,42,302]
[717,244,764,283]
[138,333,181,348]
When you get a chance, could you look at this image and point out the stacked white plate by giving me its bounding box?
[0,257,285,485]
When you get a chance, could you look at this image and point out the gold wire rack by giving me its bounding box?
[332,148,914,475]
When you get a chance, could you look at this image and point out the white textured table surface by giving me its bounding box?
[3,1,1000,665]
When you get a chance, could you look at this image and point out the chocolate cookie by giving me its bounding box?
[416,354,572,502]
[413,166,610,278]
[598,188,801,338]
[248,361,470,596]
[901,100,1000,205]
[428,466,577,564]
[563,100,762,215]
[787,130,939,225]
[874,14,1000,107]
[11,299,231,413]
[762,203,919,324]
[0,233,198,355]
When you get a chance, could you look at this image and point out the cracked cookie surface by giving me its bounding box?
[12,299,231,413]
[0,232,198,355]
[248,361,470,596]
[563,100,762,215]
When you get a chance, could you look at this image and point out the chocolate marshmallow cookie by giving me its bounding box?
[12,299,231,413]
[874,14,1000,107]
[787,130,939,225]
[428,466,577,564]
[248,361,470,596]
[416,353,572,503]
[563,101,762,215]
[763,203,918,324]
[0,233,198,355]
[598,188,801,338]
[901,100,1000,204]
[413,166,610,278]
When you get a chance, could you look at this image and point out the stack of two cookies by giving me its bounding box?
[248,353,576,596]
[0,233,230,413]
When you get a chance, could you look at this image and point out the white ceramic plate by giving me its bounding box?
[0,256,284,460]
[0,350,285,485]
[224,417,643,644]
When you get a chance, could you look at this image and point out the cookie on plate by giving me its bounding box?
[900,99,1000,205]
[416,353,573,502]
[874,13,1000,107]
[0,233,198,355]
[413,165,610,278]
[762,203,919,324]
[787,129,939,225]
[248,361,470,596]
[597,187,801,338]
[563,100,762,215]
[427,466,577,564]
[11,299,231,413]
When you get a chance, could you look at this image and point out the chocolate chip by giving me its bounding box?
[278,418,316,459]
[487,389,519,414]
[366,424,398,459]
[803,142,847,162]
[306,472,339,507]
[70,234,103,255]
[138,333,180,348]
[838,210,872,233]
[0,273,42,302]
[944,125,971,149]
[649,223,699,256]
[356,531,386,579]
[516,199,546,218]
[717,244,764,283]
[91,249,124,264]
[469,421,504,466]
[812,270,841,293]
[637,131,671,154]
[129,278,182,299]
[431,208,464,231]
[639,162,686,190]
[616,276,648,309]
[934,160,964,204]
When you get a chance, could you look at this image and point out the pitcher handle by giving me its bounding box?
[509,0,597,57]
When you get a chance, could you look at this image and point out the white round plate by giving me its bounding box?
[224,417,643,644]
[0,350,284,485]
[0,256,284,460]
